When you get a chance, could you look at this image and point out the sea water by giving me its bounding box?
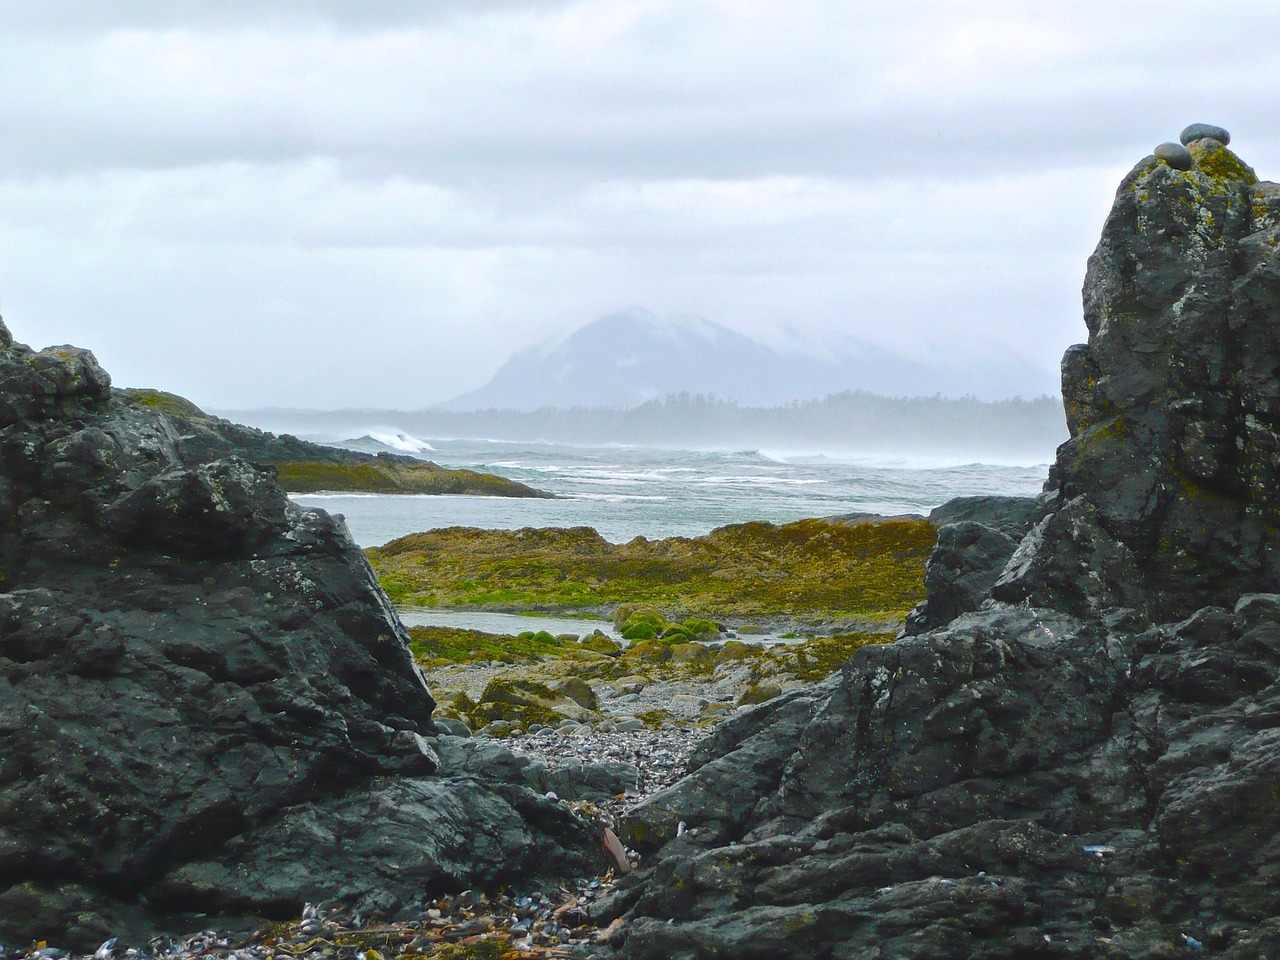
[293,437,1050,548]
[293,437,1050,638]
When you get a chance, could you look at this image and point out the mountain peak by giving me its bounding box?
[442,309,1047,411]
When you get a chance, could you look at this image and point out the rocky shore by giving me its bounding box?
[368,516,934,631]
[119,387,551,498]
[0,323,598,949]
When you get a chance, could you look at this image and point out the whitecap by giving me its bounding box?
[367,431,436,453]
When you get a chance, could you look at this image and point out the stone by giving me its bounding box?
[601,828,632,875]
[597,134,1280,958]
[903,520,1019,633]
[433,717,472,737]
[1154,141,1194,170]
[0,328,598,948]
[924,494,1051,537]
[1180,122,1230,146]
[737,681,783,705]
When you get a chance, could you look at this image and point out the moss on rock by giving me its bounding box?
[369,516,934,625]
[273,460,543,497]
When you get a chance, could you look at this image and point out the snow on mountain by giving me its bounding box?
[441,309,1047,411]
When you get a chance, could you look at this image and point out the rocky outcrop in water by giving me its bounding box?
[0,329,595,948]
[117,387,553,497]
[597,131,1280,958]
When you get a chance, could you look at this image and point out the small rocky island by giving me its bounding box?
[119,387,552,498]
[2,123,1280,959]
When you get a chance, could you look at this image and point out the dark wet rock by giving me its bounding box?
[0,318,597,948]
[1153,141,1193,170]
[902,520,1019,633]
[433,735,640,803]
[1180,122,1230,146]
[903,494,1056,634]
[924,493,1050,538]
[1039,136,1267,620]
[597,137,1280,958]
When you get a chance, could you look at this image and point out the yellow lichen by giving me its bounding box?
[1189,141,1259,185]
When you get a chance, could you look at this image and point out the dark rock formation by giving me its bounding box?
[595,137,1280,958]
[117,387,553,498]
[996,136,1278,621]
[0,327,596,948]
[903,494,1056,633]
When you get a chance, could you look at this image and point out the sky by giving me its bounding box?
[2,1,1279,410]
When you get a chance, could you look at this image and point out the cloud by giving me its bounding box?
[1,0,1277,408]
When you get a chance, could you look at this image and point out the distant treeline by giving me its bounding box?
[258,391,1068,461]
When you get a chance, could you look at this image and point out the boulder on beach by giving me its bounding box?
[0,324,599,947]
[594,135,1280,958]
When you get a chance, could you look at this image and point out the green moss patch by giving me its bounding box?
[1189,140,1259,185]
[407,625,569,666]
[370,516,934,626]
[120,387,211,420]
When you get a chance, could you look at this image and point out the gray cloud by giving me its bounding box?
[1,0,1277,408]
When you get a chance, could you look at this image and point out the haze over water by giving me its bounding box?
[293,438,1050,549]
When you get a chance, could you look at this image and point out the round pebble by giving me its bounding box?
[1180,122,1230,146]
[1154,142,1193,171]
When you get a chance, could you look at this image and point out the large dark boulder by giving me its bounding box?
[596,136,1280,957]
[0,322,597,947]
[902,494,1056,634]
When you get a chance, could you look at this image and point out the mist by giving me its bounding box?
[223,391,1067,466]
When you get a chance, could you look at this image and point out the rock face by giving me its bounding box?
[597,137,1280,958]
[903,495,1055,634]
[0,328,596,947]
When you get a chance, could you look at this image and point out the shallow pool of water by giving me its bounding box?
[395,605,619,639]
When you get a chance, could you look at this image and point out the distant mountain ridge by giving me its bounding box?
[441,309,1050,411]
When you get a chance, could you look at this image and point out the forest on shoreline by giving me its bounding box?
[227,390,1067,461]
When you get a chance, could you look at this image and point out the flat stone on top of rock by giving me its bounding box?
[1154,141,1193,171]
[1180,122,1230,146]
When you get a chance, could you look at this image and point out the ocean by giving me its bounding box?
[292,437,1051,549]
[289,436,1051,639]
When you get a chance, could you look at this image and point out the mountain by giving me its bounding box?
[442,309,1047,411]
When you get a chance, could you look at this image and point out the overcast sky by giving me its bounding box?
[2,1,1278,409]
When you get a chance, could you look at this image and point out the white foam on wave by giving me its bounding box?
[689,475,825,486]
[749,449,789,463]
[573,492,669,502]
[367,430,436,453]
[289,492,381,501]
[764,449,1053,470]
